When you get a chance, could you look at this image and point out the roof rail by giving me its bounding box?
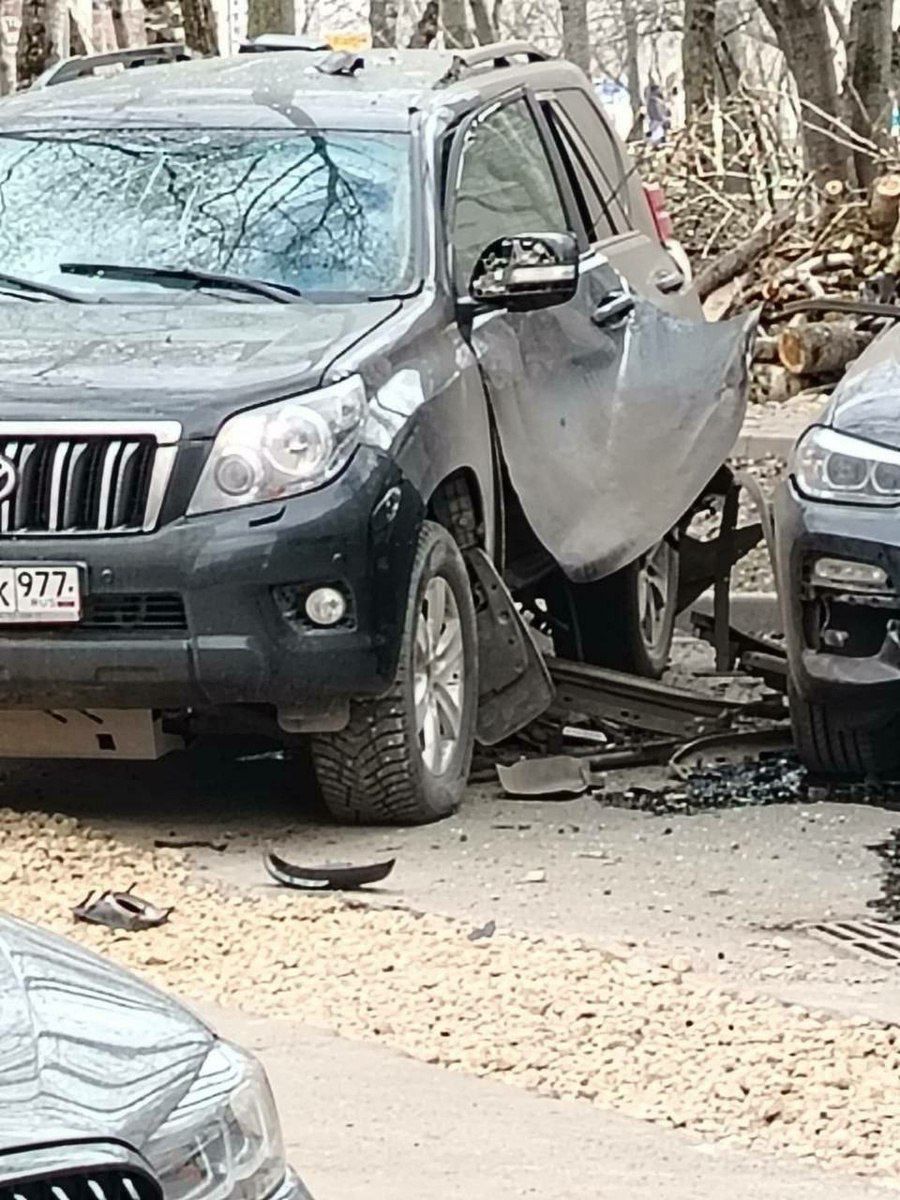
[436,40,550,86]
[239,33,330,53]
[34,43,190,88]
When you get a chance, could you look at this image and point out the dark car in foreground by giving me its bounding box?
[0,39,753,823]
[777,333,900,778]
[0,913,312,1200]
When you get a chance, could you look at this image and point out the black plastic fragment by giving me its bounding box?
[264,850,395,890]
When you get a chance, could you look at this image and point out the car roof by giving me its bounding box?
[0,46,590,133]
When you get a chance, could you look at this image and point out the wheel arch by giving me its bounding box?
[426,467,488,554]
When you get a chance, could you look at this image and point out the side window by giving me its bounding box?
[555,89,631,230]
[543,101,615,244]
[451,98,568,292]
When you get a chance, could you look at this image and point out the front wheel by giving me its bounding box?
[789,683,900,780]
[548,537,680,678]
[311,522,478,824]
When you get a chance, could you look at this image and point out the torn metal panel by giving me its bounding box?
[473,276,757,581]
[496,754,604,797]
[264,851,396,890]
[72,886,172,931]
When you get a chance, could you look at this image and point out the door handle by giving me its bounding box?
[653,269,684,294]
[592,291,635,328]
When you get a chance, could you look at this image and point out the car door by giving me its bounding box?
[447,89,756,585]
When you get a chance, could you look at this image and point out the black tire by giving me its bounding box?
[789,683,900,780]
[548,537,680,678]
[311,522,478,825]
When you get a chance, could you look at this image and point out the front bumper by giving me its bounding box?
[0,448,423,711]
[775,479,900,711]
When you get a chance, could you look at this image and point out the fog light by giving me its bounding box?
[811,557,889,591]
[305,586,347,627]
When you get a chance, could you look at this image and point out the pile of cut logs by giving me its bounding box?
[695,175,900,404]
[639,100,900,404]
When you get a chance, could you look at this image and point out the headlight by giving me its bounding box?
[144,1042,287,1200]
[188,376,365,515]
[793,425,900,506]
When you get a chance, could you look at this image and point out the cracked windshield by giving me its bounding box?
[0,128,413,297]
[1,6,900,1200]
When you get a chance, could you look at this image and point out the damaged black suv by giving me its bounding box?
[0,39,752,823]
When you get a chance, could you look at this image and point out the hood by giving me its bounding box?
[826,327,900,451]
[0,297,401,438]
[0,914,213,1155]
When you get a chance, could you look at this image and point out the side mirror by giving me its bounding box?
[469,232,579,312]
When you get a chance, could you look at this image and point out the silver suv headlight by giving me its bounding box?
[793,424,900,506]
[188,376,365,515]
[144,1041,287,1200]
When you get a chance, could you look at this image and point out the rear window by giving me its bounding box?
[554,90,631,229]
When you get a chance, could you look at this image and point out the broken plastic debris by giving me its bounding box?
[497,755,606,798]
[264,850,396,891]
[72,884,172,931]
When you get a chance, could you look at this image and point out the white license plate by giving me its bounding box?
[0,564,82,623]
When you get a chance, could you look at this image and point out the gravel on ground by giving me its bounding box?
[3,808,900,1180]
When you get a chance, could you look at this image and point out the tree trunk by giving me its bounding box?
[469,0,494,43]
[16,0,65,86]
[247,0,294,38]
[370,0,398,46]
[0,0,22,94]
[409,0,438,45]
[111,0,147,48]
[93,0,117,50]
[622,0,640,113]
[442,0,472,47]
[760,0,850,184]
[848,0,891,188]
[560,0,589,73]
[182,0,218,52]
[682,0,717,119]
[868,172,900,238]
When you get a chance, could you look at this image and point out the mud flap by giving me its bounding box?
[465,548,554,745]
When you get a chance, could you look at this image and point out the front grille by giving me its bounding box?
[82,592,187,630]
[0,1168,161,1200]
[0,422,180,536]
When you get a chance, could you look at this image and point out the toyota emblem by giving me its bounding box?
[0,456,17,503]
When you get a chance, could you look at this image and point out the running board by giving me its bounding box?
[546,657,746,738]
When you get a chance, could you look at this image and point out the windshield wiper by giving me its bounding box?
[60,262,303,304]
[0,270,93,303]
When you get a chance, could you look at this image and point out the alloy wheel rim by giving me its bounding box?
[414,576,465,776]
[637,538,673,653]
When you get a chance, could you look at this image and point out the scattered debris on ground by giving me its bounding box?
[4,808,900,1179]
[605,751,806,816]
[867,830,900,921]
